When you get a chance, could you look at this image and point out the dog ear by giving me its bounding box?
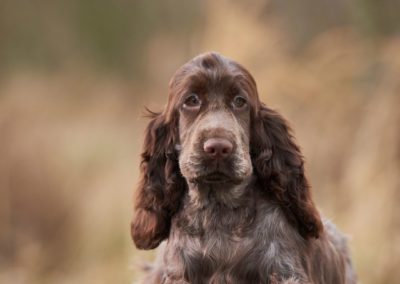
[131,110,186,249]
[251,105,323,239]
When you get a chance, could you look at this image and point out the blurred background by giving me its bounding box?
[0,0,399,283]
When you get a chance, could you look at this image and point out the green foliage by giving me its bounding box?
[0,0,202,77]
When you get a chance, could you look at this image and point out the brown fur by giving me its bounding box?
[131,52,356,283]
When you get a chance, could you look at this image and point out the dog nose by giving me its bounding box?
[203,138,233,159]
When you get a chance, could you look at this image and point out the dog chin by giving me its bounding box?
[188,171,245,185]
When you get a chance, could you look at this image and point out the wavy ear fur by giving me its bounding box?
[131,111,186,249]
[252,105,323,239]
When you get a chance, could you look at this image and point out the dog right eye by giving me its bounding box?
[183,94,201,110]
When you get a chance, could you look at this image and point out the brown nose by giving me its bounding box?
[203,138,233,159]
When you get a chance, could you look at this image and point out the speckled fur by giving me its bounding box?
[132,52,357,284]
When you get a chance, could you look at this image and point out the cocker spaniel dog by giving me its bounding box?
[131,52,357,284]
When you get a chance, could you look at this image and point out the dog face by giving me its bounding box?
[131,52,322,250]
[175,54,255,185]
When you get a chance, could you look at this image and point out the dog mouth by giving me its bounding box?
[182,155,251,185]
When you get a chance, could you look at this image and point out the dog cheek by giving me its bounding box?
[233,151,253,179]
[243,154,253,177]
[179,147,200,179]
[233,136,252,178]
[178,150,191,178]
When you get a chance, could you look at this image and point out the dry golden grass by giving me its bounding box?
[0,1,399,283]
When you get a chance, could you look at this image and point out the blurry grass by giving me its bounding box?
[0,74,146,283]
[0,1,399,283]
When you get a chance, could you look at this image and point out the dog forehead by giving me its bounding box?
[168,53,261,112]
[173,53,235,86]
[191,67,238,100]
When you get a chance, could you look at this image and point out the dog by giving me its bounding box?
[131,52,357,284]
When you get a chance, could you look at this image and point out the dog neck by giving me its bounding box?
[184,175,255,210]
[174,175,257,237]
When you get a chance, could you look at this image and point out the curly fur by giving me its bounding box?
[131,52,356,283]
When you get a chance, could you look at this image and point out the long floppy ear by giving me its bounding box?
[252,105,323,239]
[131,110,186,249]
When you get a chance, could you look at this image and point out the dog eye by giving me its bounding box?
[183,94,201,110]
[232,96,247,109]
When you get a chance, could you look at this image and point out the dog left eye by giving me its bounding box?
[232,96,247,109]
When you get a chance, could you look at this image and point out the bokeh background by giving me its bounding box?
[0,0,399,283]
